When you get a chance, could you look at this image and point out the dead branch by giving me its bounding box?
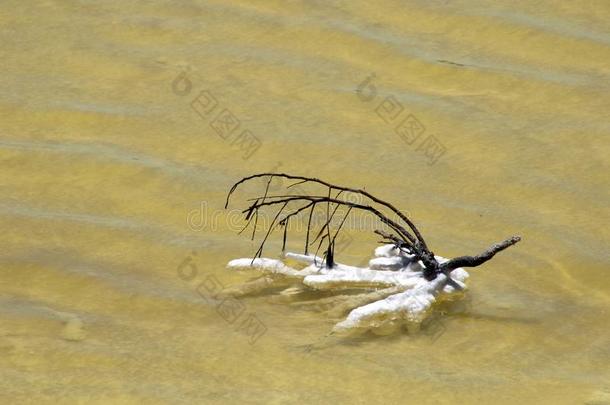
[226,174,521,280]
[226,173,426,247]
[440,236,522,272]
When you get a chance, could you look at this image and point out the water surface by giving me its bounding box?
[1,1,609,403]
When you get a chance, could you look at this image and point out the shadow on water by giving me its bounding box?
[289,296,541,354]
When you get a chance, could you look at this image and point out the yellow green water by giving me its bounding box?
[1,1,609,403]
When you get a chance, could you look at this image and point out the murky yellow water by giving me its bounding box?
[1,1,609,403]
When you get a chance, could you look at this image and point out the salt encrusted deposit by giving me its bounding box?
[227,244,469,335]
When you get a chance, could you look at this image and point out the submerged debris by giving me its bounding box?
[225,173,520,335]
[228,244,469,334]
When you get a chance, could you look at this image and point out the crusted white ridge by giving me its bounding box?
[227,244,469,334]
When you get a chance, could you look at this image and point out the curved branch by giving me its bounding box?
[226,173,426,248]
[225,173,522,281]
[245,196,416,251]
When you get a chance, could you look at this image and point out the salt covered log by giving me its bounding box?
[227,244,469,334]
